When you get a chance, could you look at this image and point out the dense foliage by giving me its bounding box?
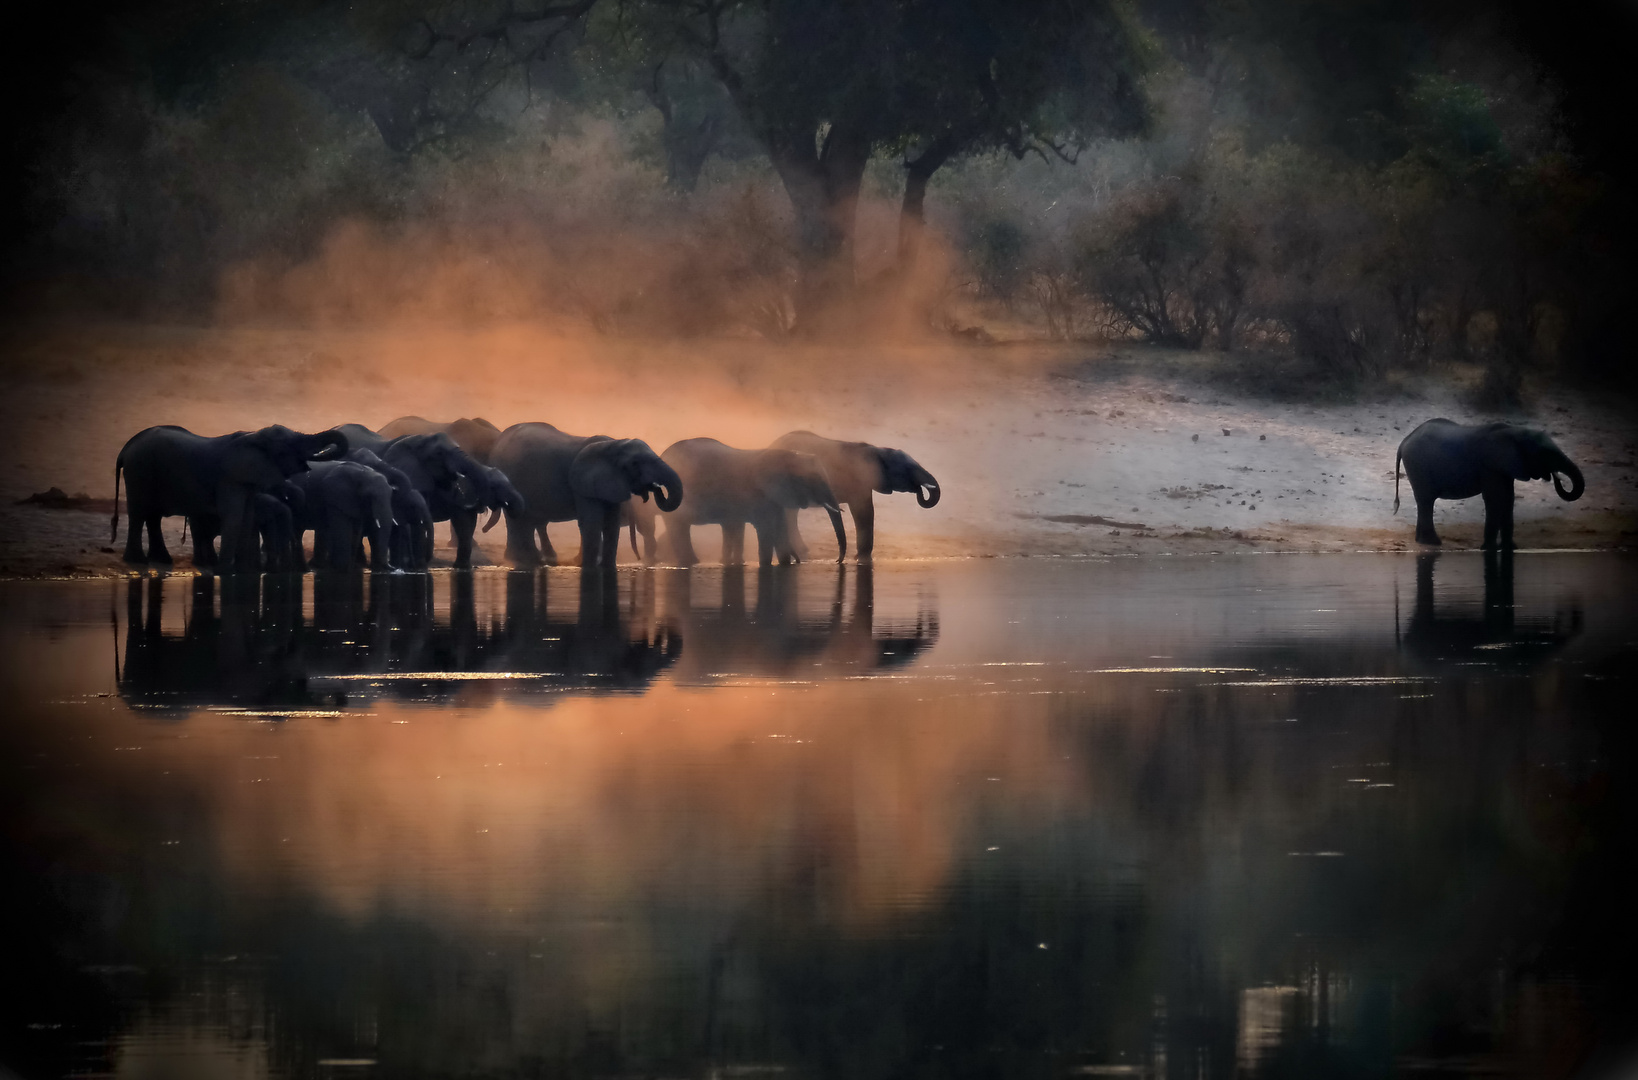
[3,0,1633,398]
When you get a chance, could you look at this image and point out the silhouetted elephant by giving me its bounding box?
[439,464,524,570]
[114,424,348,571]
[376,416,503,464]
[658,438,840,566]
[339,425,484,567]
[1395,419,1584,549]
[490,423,682,568]
[771,431,940,562]
[290,461,396,571]
[345,448,433,570]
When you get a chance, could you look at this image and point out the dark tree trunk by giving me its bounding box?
[895,135,960,275]
[766,124,872,332]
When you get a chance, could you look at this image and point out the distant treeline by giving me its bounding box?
[5,0,1636,400]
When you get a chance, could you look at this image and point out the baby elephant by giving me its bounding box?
[290,461,396,571]
[1395,418,1584,549]
[659,438,842,566]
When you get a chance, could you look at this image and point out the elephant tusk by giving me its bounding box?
[823,501,841,514]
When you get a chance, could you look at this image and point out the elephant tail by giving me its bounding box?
[1393,448,1402,514]
[111,455,123,542]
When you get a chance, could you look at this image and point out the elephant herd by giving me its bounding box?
[111,410,1586,573]
[113,416,942,573]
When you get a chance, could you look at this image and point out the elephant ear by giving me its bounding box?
[878,447,924,494]
[1480,429,1531,481]
[573,443,635,505]
[756,451,810,508]
[222,436,290,490]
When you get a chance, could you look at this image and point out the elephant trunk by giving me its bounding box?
[482,507,503,533]
[915,470,941,509]
[652,466,683,512]
[311,429,349,461]
[1552,459,1585,502]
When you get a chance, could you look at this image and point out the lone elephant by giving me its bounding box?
[489,423,682,568]
[770,431,940,562]
[658,438,841,566]
[1395,418,1584,549]
[114,424,349,572]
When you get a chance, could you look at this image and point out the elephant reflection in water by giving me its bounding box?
[117,569,679,713]
[118,574,311,717]
[489,570,682,691]
[1400,551,1583,668]
[662,565,937,681]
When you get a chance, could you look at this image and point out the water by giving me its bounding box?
[2,554,1635,1079]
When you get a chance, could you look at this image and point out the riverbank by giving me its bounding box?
[1,321,1633,577]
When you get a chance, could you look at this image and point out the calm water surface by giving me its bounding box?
[2,554,1636,1079]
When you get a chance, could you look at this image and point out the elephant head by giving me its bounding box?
[225,425,349,489]
[1490,426,1585,502]
[760,450,841,512]
[876,447,940,508]
[388,433,482,510]
[480,466,527,532]
[574,438,684,512]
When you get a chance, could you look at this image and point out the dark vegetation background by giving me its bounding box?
[2,0,1636,405]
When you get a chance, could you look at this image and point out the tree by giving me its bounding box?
[611,0,1151,325]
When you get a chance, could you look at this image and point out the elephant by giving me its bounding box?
[771,431,940,562]
[657,438,840,566]
[1394,418,1585,549]
[290,460,396,571]
[253,493,298,572]
[489,422,683,569]
[432,464,525,570]
[113,424,348,571]
[185,479,303,572]
[376,416,503,464]
[339,426,484,566]
[345,449,434,570]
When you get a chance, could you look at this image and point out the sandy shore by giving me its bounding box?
[2,322,1633,577]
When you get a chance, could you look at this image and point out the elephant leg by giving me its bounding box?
[504,512,543,568]
[1414,497,1440,546]
[145,516,173,564]
[599,504,622,568]
[191,516,219,567]
[538,526,558,566]
[451,509,477,569]
[668,523,698,567]
[577,511,604,569]
[722,522,746,566]
[783,509,810,561]
[122,499,148,562]
[852,499,876,563]
[754,520,777,567]
[370,523,393,571]
[216,485,252,572]
[1481,480,1516,550]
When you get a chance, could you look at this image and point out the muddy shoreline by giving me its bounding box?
[3,323,1634,578]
